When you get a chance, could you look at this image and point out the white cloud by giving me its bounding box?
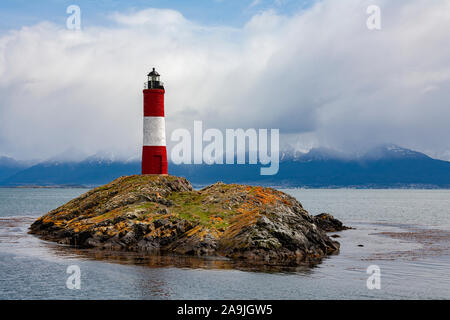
[1,0,450,160]
[110,8,188,27]
[249,0,262,8]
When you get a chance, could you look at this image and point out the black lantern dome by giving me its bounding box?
[145,67,164,89]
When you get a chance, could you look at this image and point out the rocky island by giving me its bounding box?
[29,175,349,265]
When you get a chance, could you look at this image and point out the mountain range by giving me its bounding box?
[1,145,450,188]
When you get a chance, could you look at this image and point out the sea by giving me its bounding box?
[0,188,449,300]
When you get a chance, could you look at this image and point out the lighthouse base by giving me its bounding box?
[142,146,168,175]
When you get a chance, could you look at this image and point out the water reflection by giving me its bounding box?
[47,243,320,274]
[1,216,320,274]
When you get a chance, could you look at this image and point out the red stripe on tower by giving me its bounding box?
[142,68,168,175]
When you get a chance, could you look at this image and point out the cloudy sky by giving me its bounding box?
[1,0,450,161]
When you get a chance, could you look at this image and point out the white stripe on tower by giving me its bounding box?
[143,117,166,146]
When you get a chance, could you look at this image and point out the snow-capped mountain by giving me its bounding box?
[361,144,430,160]
[282,144,430,162]
[281,147,352,162]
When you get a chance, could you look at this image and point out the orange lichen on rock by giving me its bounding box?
[250,186,281,205]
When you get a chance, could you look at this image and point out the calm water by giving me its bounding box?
[0,188,449,300]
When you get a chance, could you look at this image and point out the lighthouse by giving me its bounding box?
[142,68,168,175]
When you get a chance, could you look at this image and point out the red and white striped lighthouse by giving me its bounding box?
[142,68,168,175]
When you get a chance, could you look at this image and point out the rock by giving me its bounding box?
[313,213,351,232]
[29,175,349,265]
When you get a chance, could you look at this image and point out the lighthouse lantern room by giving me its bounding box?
[142,67,168,175]
[145,68,164,89]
